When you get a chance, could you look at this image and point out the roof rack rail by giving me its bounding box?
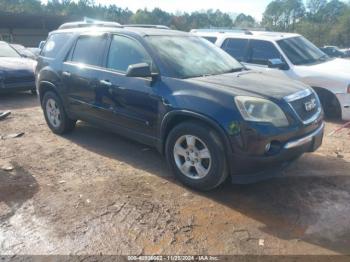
[190,28,253,35]
[124,24,170,29]
[59,17,122,30]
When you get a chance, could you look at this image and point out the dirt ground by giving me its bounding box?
[0,92,349,255]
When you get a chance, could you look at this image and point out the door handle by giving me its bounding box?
[62,71,71,77]
[100,80,112,87]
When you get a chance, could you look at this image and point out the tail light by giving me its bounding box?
[348,84,350,93]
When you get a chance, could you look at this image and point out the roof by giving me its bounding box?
[52,26,189,38]
[124,24,170,29]
[191,29,300,41]
[59,21,122,30]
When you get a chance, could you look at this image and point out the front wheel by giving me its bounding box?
[42,91,76,134]
[166,121,228,191]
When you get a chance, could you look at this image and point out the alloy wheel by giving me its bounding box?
[173,135,212,179]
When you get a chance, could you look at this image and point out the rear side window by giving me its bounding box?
[71,35,107,67]
[221,38,248,62]
[41,33,71,58]
[107,35,153,73]
[247,40,282,65]
[203,37,217,44]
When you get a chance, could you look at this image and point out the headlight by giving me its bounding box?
[234,96,289,127]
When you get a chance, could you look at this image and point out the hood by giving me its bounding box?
[185,70,309,100]
[294,58,350,92]
[297,58,350,78]
[0,57,36,79]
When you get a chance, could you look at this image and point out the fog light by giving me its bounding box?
[265,143,271,153]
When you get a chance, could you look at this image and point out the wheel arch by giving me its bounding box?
[312,86,342,119]
[38,81,59,105]
[160,110,233,157]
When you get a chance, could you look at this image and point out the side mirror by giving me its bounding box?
[268,58,288,70]
[126,63,152,78]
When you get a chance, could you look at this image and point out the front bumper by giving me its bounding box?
[228,122,325,184]
[336,93,350,121]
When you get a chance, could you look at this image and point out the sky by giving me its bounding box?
[97,0,272,20]
[42,0,274,20]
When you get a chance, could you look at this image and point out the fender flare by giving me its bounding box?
[159,110,234,156]
[312,86,342,119]
[38,81,60,102]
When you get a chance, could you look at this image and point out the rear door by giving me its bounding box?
[221,38,249,62]
[61,33,108,120]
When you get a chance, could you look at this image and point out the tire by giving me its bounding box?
[316,90,341,119]
[165,121,228,191]
[42,91,76,134]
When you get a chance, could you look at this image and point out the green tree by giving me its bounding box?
[262,0,285,30]
[234,13,256,28]
[307,0,327,16]
[262,0,304,31]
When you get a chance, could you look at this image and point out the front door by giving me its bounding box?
[243,39,291,79]
[99,34,161,137]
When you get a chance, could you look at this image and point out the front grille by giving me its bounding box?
[4,75,35,84]
[286,90,321,123]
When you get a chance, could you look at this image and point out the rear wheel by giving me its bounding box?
[166,121,228,191]
[42,91,76,134]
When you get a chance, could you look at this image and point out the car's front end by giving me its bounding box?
[228,88,324,183]
[0,42,36,93]
[181,71,324,184]
[292,59,350,121]
[145,33,324,188]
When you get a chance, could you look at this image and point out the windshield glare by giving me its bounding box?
[0,43,21,58]
[145,36,243,79]
[278,36,328,65]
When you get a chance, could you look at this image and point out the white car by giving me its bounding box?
[191,29,350,121]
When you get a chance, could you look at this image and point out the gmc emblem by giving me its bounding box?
[304,98,317,112]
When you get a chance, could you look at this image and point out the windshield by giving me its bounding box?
[145,36,243,79]
[0,42,20,58]
[278,36,328,65]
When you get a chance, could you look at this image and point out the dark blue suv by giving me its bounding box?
[36,22,324,190]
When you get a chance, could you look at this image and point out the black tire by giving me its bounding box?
[42,91,76,134]
[165,121,228,191]
[316,90,341,119]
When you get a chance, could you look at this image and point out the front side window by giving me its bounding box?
[222,38,249,62]
[71,35,106,67]
[107,35,153,73]
[247,40,282,65]
[145,36,243,79]
[0,42,20,58]
[278,36,328,65]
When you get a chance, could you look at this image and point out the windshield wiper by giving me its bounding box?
[185,67,245,79]
[318,54,329,61]
[224,67,245,74]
